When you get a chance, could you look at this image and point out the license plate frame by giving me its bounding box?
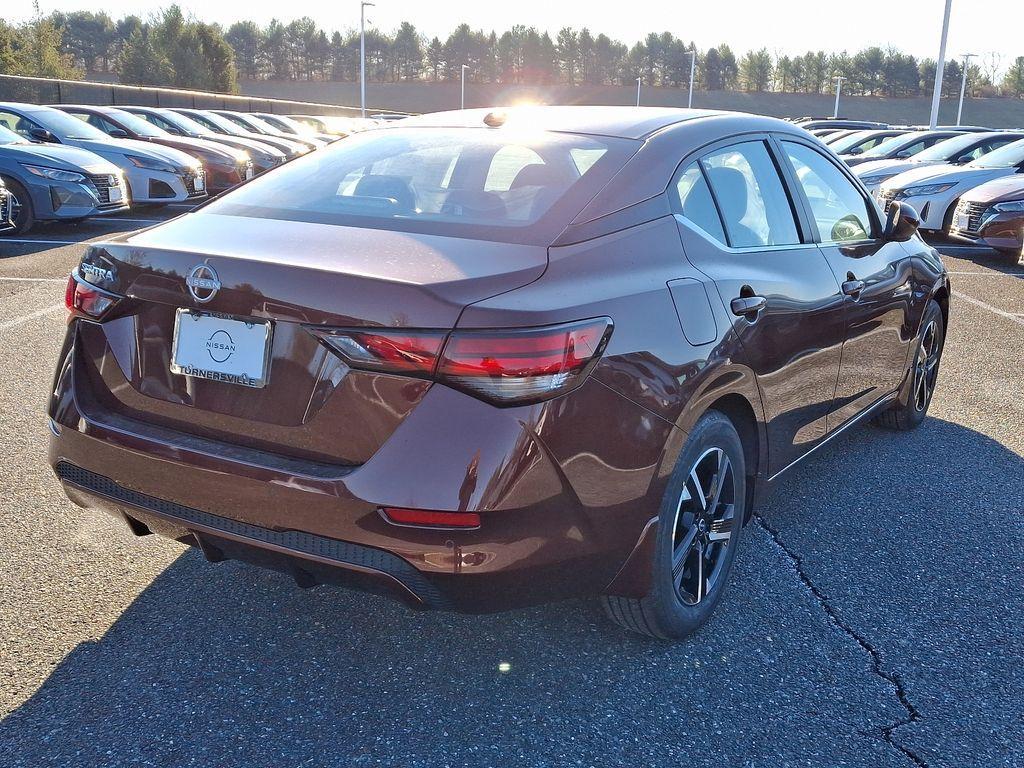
[170,309,273,388]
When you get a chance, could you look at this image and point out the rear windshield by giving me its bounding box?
[204,127,636,243]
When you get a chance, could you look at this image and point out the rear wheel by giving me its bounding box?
[602,411,746,640]
[874,299,944,431]
[3,177,34,234]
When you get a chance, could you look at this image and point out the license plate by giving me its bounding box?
[194,175,205,192]
[170,310,273,388]
[955,212,969,231]
[109,185,123,202]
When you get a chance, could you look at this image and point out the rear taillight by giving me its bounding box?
[437,319,612,404]
[310,318,612,406]
[309,328,446,377]
[65,273,119,320]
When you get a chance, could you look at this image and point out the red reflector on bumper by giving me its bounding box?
[381,507,481,529]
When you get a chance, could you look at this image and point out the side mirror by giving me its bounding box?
[895,150,913,159]
[953,154,972,165]
[28,127,57,143]
[165,127,183,136]
[884,201,920,242]
[107,128,129,139]
[848,147,863,155]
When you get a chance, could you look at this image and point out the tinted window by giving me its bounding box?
[783,141,874,243]
[701,141,800,247]
[673,163,726,243]
[205,127,633,243]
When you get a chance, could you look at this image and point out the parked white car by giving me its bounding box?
[876,139,1024,233]
[0,103,206,207]
[856,132,1024,195]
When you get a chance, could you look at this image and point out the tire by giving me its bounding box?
[602,410,746,640]
[2,177,34,235]
[874,299,945,431]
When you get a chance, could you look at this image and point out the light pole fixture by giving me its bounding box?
[929,0,953,129]
[687,48,697,109]
[636,76,642,107]
[461,64,469,110]
[832,75,845,118]
[360,1,375,119]
[956,53,976,126]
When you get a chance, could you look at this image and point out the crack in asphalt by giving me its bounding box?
[753,513,928,768]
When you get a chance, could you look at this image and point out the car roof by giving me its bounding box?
[399,106,732,140]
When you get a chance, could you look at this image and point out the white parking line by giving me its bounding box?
[947,271,1024,277]
[0,238,80,245]
[0,277,65,282]
[953,291,1024,328]
[0,303,63,332]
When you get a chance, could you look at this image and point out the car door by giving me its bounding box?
[777,138,916,432]
[672,137,847,477]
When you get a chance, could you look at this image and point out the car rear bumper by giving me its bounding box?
[48,335,672,611]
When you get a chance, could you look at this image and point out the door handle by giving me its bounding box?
[842,276,866,299]
[730,295,767,320]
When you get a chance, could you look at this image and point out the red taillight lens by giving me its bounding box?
[437,318,612,404]
[309,318,612,405]
[381,507,481,529]
[310,328,446,376]
[65,273,119,320]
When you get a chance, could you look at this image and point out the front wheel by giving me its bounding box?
[2,177,35,234]
[602,411,746,640]
[874,299,945,431]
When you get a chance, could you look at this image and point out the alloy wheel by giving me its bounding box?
[670,447,737,606]
[913,320,940,413]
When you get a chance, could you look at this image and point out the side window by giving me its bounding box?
[0,110,38,139]
[673,163,726,243]
[899,139,928,155]
[783,141,874,243]
[701,141,800,247]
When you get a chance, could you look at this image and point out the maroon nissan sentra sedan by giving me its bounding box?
[49,107,949,639]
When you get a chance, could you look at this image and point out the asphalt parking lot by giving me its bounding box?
[0,208,1021,768]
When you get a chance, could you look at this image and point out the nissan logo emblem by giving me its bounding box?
[186,263,221,303]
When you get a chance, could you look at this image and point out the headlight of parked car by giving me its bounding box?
[22,164,87,183]
[992,200,1024,213]
[859,173,898,186]
[898,183,957,198]
[125,154,177,173]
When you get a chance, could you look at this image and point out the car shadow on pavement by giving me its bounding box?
[0,418,1021,768]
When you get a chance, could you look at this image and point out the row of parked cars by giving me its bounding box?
[0,103,364,235]
[795,117,1024,260]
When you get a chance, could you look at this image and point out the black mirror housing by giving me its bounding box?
[884,201,920,242]
[108,128,129,139]
[28,127,57,143]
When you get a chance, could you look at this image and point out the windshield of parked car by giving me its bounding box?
[828,131,880,154]
[205,127,636,243]
[860,133,920,157]
[0,107,108,141]
[967,138,1024,168]
[106,108,168,138]
[912,133,989,162]
[0,124,28,145]
[195,111,251,135]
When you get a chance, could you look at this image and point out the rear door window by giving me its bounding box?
[700,141,800,248]
[672,163,727,244]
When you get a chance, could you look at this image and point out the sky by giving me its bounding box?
[8,0,1022,75]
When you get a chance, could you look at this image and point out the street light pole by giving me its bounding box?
[360,1,375,118]
[688,48,696,109]
[956,53,976,126]
[636,76,642,107]
[461,64,469,110]
[832,75,845,118]
[929,0,953,129]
